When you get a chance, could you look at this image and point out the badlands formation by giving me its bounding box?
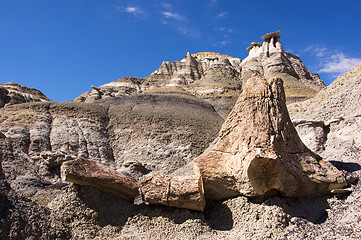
[0,31,360,239]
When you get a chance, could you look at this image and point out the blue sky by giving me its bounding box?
[1,0,361,102]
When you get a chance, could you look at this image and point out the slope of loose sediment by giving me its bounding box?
[289,64,361,120]
[285,64,361,239]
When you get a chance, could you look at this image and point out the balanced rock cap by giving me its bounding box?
[261,30,281,41]
[246,42,263,52]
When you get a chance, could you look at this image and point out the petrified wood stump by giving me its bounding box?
[61,157,139,201]
[193,77,348,200]
[139,174,205,212]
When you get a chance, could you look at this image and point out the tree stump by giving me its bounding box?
[193,77,348,200]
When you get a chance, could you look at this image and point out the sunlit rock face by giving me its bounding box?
[241,30,325,103]
[76,52,243,119]
[0,82,50,107]
[76,31,324,119]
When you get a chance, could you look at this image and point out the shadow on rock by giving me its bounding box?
[73,185,233,231]
[73,184,136,227]
[203,200,234,230]
[329,160,361,172]
[74,185,205,227]
[264,196,330,224]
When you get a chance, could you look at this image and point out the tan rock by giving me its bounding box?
[61,157,139,201]
[193,77,348,200]
[139,174,205,212]
[246,42,263,52]
[262,30,282,41]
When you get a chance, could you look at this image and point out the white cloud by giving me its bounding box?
[305,45,328,57]
[161,2,171,9]
[304,45,361,75]
[177,26,200,38]
[216,11,228,18]
[320,53,361,74]
[124,6,143,16]
[214,27,235,33]
[162,11,183,20]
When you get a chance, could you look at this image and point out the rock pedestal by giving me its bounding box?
[193,77,348,200]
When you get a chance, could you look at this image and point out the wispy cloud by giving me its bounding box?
[124,6,143,17]
[159,4,200,38]
[305,45,361,76]
[116,2,199,38]
[213,40,231,47]
[214,27,235,33]
[320,53,361,74]
[161,2,171,9]
[305,45,328,57]
[162,11,184,20]
[216,11,228,18]
[212,26,235,46]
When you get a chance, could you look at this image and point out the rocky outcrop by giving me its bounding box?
[76,52,242,118]
[0,82,50,107]
[289,64,361,162]
[0,93,222,190]
[76,32,324,118]
[241,30,325,103]
[193,77,347,200]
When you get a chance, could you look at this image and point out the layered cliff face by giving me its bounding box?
[241,30,325,103]
[76,31,324,118]
[0,82,50,107]
[76,52,242,118]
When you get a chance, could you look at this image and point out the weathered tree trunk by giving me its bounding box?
[61,157,139,202]
[193,77,348,200]
[139,174,205,212]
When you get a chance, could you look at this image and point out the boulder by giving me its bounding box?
[61,157,139,201]
[193,77,348,200]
